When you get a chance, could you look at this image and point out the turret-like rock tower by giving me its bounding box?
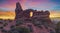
[15,2,23,19]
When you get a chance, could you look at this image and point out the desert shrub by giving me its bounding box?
[9,27,30,33]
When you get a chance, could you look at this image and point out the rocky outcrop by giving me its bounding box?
[15,2,56,33]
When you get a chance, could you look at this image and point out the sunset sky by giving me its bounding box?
[0,0,60,19]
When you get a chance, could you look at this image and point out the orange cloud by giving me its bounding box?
[0,11,15,20]
[50,11,60,18]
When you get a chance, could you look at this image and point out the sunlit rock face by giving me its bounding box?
[15,2,56,33]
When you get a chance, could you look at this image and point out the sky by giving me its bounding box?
[0,0,60,19]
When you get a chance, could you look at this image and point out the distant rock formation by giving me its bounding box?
[15,2,56,33]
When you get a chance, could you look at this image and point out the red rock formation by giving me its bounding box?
[15,1,55,33]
